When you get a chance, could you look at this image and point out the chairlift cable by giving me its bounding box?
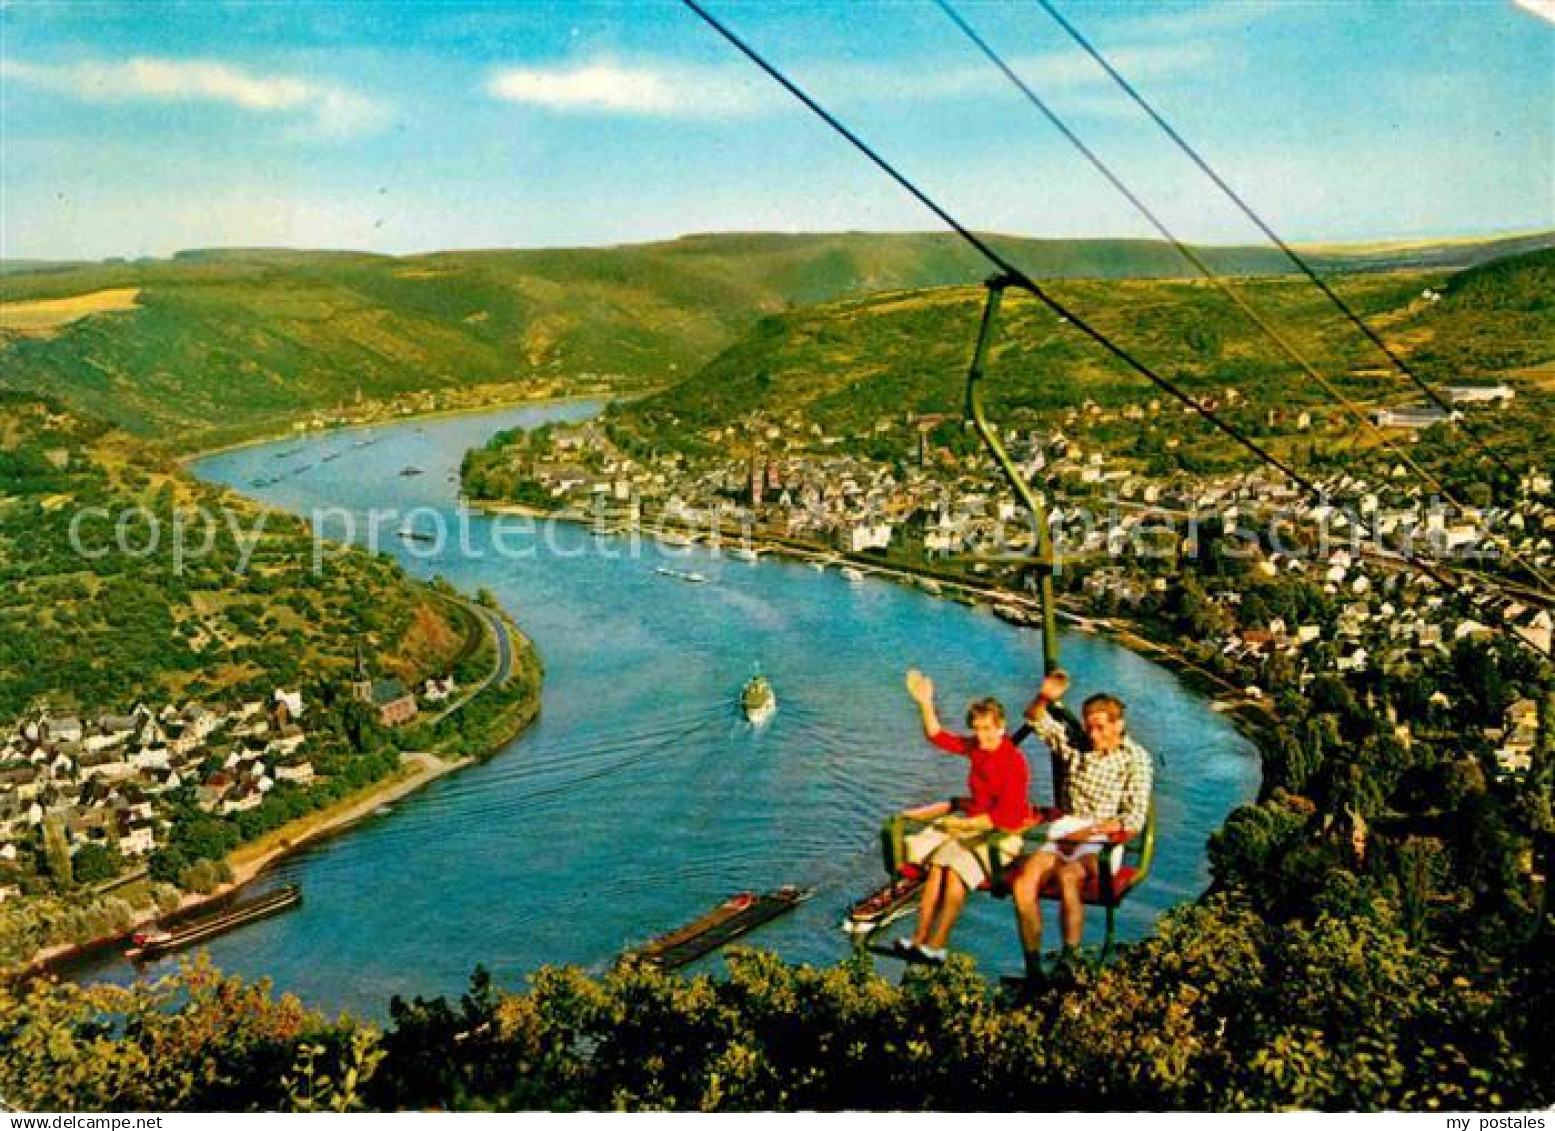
[936,0,1552,597]
[1032,0,1522,481]
[679,0,1325,502]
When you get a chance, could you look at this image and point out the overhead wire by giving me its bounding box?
[1032,0,1523,483]
[678,0,1326,503]
[933,0,1553,596]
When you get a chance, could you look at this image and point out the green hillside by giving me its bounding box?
[612,249,1555,473]
[1,231,1547,449]
[0,392,465,718]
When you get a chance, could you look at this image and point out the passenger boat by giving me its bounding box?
[125,884,301,961]
[621,886,812,971]
[654,566,708,584]
[842,873,926,935]
[840,566,866,583]
[742,674,777,725]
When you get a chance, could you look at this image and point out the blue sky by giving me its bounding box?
[2,1,1551,260]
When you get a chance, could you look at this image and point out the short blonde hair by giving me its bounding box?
[1083,693,1126,722]
[966,697,1006,728]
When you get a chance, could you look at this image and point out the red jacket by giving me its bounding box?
[930,730,1031,831]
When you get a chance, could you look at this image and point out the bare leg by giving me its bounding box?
[1010,852,1059,955]
[925,871,967,948]
[1057,858,1095,948]
[912,866,947,947]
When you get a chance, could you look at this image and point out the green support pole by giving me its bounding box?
[964,276,1060,675]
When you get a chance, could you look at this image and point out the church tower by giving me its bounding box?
[350,641,374,704]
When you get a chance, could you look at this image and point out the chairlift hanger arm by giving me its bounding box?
[963,276,1060,675]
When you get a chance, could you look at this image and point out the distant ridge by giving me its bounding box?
[612,246,1554,457]
[7,228,1551,279]
[0,230,1549,445]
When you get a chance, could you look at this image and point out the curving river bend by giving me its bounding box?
[71,401,1259,1017]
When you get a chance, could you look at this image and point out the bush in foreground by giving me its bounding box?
[3,891,1546,1112]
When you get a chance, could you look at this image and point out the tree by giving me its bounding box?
[71,844,120,886]
[41,817,73,892]
[1450,637,1508,725]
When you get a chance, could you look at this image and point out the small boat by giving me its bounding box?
[919,578,943,595]
[400,466,424,478]
[840,566,866,583]
[125,884,301,961]
[730,546,760,563]
[842,873,926,935]
[742,674,777,725]
[810,561,828,572]
[621,886,813,971]
[655,530,694,548]
[321,451,342,463]
[654,566,708,584]
[398,527,437,544]
[993,602,1038,628]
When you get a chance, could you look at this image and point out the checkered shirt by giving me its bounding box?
[1029,707,1153,833]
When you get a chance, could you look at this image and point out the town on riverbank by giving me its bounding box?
[464,384,1549,774]
[0,447,545,978]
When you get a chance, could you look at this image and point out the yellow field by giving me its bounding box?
[1292,230,1546,256]
[0,287,141,334]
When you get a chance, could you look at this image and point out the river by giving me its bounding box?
[68,401,1259,1018]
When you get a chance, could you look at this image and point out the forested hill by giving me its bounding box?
[0,230,1547,448]
[0,392,462,718]
[611,248,1555,472]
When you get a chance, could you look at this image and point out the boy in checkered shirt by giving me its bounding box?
[1010,670,1153,979]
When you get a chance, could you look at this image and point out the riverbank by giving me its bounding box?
[10,751,471,980]
[173,389,627,465]
[470,499,1276,739]
[10,579,544,981]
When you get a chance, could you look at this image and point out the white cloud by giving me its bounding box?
[487,60,773,117]
[486,41,1212,120]
[1513,0,1555,23]
[0,56,385,137]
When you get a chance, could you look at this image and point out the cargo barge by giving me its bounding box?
[621,886,811,971]
[125,884,302,961]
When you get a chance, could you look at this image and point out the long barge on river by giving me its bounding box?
[620,886,811,971]
[125,884,302,961]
